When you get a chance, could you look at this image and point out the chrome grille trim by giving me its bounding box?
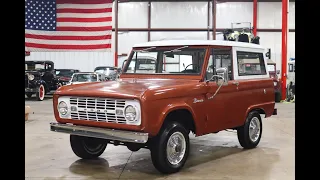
[69,97,127,124]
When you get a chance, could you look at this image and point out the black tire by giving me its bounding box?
[237,111,262,149]
[275,92,281,102]
[150,121,190,174]
[70,135,108,159]
[36,84,45,101]
[26,93,33,98]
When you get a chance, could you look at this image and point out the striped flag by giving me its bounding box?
[25,0,113,52]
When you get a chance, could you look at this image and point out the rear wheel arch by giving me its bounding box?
[243,107,266,125]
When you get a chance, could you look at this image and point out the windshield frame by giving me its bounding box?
[121,45,210,80]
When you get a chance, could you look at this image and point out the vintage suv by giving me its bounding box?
[50,40,277,174]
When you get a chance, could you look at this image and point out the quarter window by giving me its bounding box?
[237,51,266,76]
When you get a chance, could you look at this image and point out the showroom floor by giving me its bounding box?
[25,96,294,180]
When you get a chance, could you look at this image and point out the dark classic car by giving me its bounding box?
[55,69,80,85]
[25,60,62,101]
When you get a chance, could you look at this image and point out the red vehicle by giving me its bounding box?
[267,60,281,102]
[50,40,277,174]
[55,69,80,85]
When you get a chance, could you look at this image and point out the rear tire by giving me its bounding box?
[237,111,262,149]
[70,135,108,159]
[150,122,190,174]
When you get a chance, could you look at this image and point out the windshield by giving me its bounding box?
[56,70,74,77]
[25,62,46,71]
[72,74,98,82]
[267,64,276,72]
[123,46,206,75]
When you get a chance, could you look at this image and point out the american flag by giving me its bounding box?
[25,0,113,52]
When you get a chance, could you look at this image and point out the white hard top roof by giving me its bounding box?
[133,40,265,49]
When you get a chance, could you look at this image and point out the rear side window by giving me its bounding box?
[237,51,266,76]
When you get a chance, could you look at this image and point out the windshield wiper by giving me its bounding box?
[134,47,156,52]
[164,46,188,53]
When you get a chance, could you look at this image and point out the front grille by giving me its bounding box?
[69,97,127,124]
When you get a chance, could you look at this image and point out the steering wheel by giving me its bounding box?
[181,64,200,73]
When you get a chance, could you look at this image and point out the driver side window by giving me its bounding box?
[206,48,233,81]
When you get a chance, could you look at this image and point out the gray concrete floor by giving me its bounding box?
[25,95,295,180]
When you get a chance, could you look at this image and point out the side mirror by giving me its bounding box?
[206,67,228,86]
[216,67,228,86]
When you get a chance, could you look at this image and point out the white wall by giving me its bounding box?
[26,1,295,72]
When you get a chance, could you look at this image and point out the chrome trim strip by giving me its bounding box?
[50,122,148,144]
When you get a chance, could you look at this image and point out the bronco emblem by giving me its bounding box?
[193,98,204,103]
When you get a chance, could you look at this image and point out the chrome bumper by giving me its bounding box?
[50,122,149,144]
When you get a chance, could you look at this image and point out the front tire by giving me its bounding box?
[36,84,45,101]
[70,135,108,159]
[237,111,262,149]
[150,122,190,174]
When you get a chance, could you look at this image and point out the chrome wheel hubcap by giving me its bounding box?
[166,132,186,165]
[249,117,261,142]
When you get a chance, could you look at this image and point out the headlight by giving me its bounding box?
[28,74,34,80]
[273,82,277,86]
[58,101,68,115]
[124,105,137,121]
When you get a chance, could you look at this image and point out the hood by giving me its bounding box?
[56,78,200,100]
[25,71,42,78]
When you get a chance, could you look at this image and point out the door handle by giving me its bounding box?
[232,81,239,86]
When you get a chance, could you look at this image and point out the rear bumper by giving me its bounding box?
[50,122,149,144]
[273,108,277,115]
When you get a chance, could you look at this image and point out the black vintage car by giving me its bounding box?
[25,60,62,101]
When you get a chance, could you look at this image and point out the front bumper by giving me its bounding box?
[50,122,149,144]
[25,87,37,93]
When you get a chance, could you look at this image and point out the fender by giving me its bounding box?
[158,102,199,134]
[35,80,48,91]
[244,101,274,121]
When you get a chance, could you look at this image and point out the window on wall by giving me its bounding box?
[237,51,266,76]
[206,48,233,80]
[288,64,295,72]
